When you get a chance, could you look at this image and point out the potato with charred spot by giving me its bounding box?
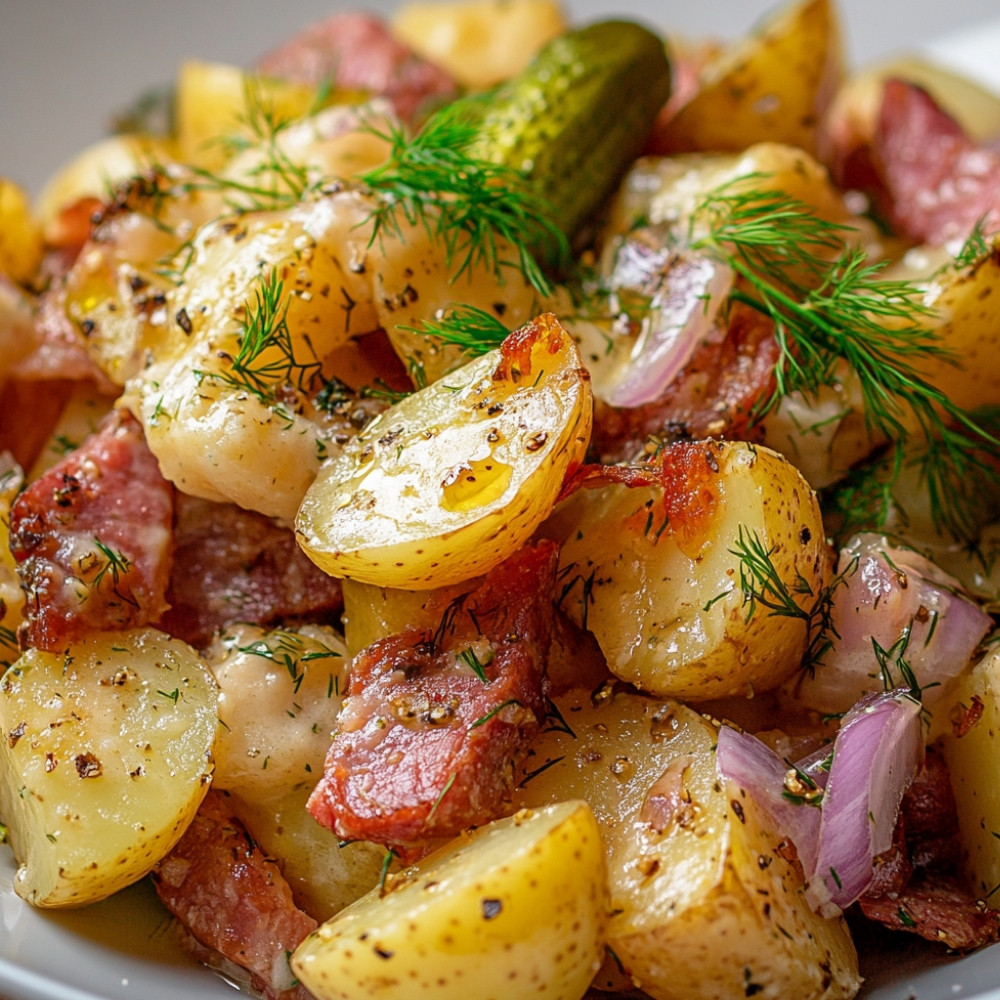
[296,313,592,589]
[546,441,828,702]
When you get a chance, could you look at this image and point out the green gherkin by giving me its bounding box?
[466,19,672,248]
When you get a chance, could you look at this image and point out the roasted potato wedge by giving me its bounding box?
[0,628,218,907]
[175,60,327,170]
[911,242,1000,415]
[292,800,607,1000]
[297,313,593,588]
[659,0,842,156]
[513,686,860,1000]
[546,441,828,701]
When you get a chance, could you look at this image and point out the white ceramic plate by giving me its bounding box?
[5,5,1000,1000]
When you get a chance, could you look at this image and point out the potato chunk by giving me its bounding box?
[938,642,1000,905]
[0,628,218,907]
[660,0,842,156]
[547,441,828,701]
[513,687,860,1000]
[297,313,592,588]
[292,800,607,1000]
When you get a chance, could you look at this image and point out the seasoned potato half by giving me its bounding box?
[513,687,860,1000]
[938,642,1000,906]
[0,628,218,907]
[297,313,593,588]
[547,441,828,701]
[660,0,842,156]
[292,800,607,1000]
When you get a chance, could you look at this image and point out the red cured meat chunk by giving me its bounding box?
[872,79,1000,246]
[9,409,173,651]
[157,493,343,649]
[256,11,456,123]
[308,541,558,848]
[152,790,317,1000]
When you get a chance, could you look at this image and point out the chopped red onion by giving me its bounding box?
[604,249,732,408]
[717,689,923,917]
[716,725,821,875]
[787,533,991,714]
[805,690,923,916]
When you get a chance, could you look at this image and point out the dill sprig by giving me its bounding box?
[691,181,1000,541]
[402,304,511,356]
[195,268,323,407]
[184,77,316,212]
[359,101,568,298]
[729,524,847,674]
[238,629,342,695]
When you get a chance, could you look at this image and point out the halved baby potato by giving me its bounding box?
[292,799,607,1000]
[513,687,860,1000]
[296,313,593,588]
[545,441,828,701]
[0,628,218,907]
[659,0,843,156]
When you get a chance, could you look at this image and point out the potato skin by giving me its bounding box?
[513,686,860,1000]
[658,0,842,156]
[0,628,218,907]
[291,800,607,1000]
[297,313,592,589]
[547,441,829,701]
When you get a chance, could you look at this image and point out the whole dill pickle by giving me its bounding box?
[468,19,672,247]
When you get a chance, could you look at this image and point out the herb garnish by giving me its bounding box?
[359,101,567,297]
[688,180,1000,542]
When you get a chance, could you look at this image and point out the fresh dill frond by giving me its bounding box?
[359,101,568,297]
[91,538,133,590]
[953,218,994,270]
[691,180,1000,541]
[238,629,341,695]
[729,524,846,673]
[195,267,323,408]
[402,304,511,356]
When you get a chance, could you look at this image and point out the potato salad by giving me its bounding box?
[5,0,1000,998]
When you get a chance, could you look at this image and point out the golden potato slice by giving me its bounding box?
[296,313,592,588]
[660,0,843,156]
[0,180,43,286]
[546,441,828,701]
[392,0,567,89]
[0,628,218,907]
[513,687,860,1000]
[938,642,1000,904]
[292,800,607,1000]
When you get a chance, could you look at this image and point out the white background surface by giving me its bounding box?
[3,0,1000,193]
